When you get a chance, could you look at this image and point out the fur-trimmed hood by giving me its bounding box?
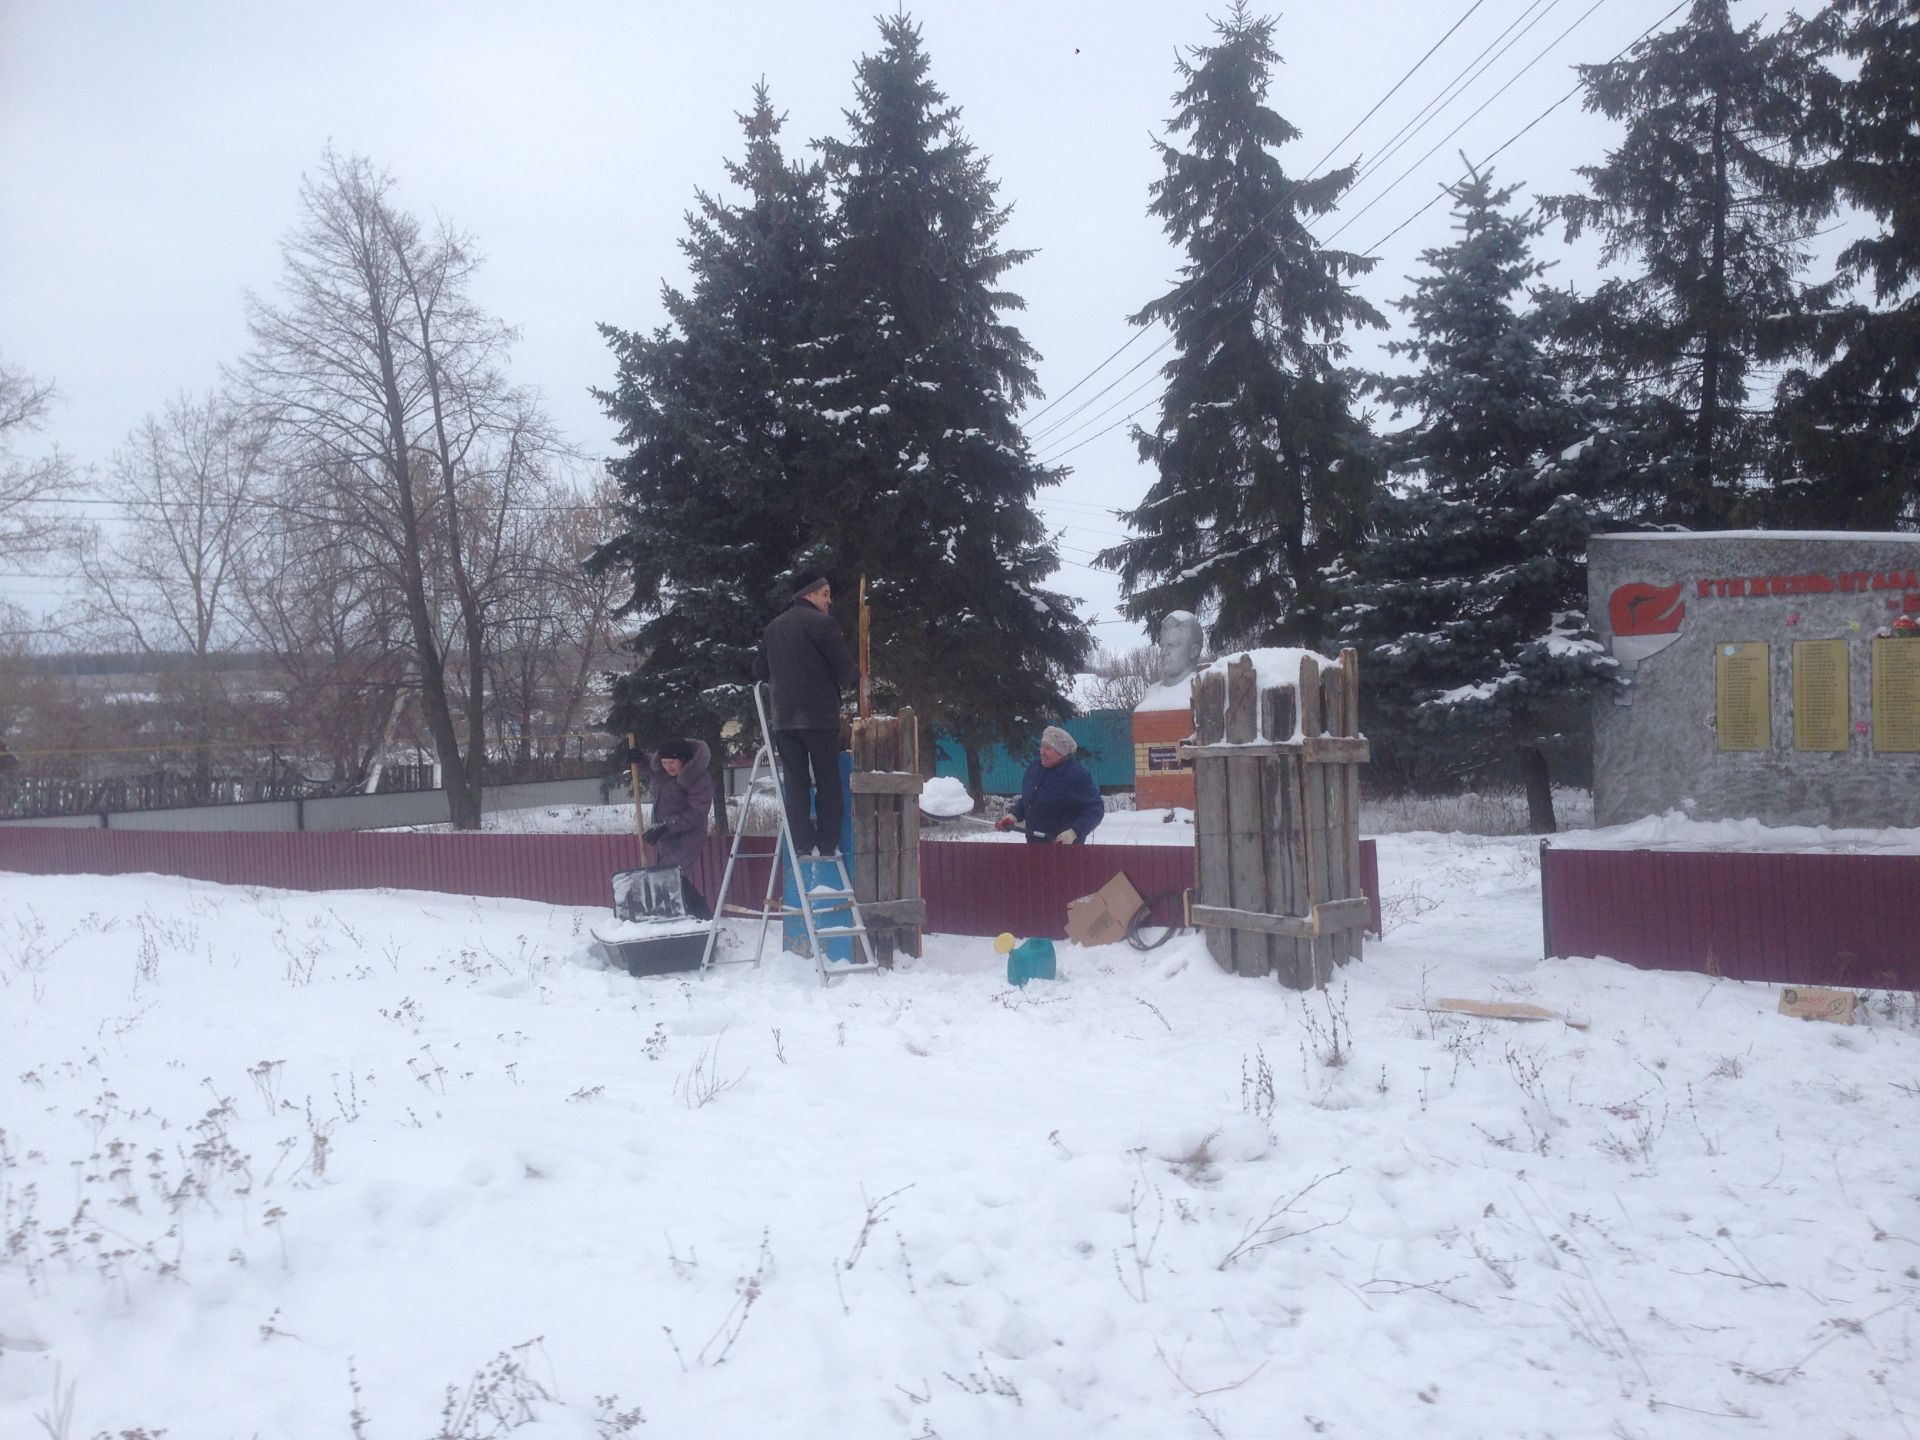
[650,739,711,787]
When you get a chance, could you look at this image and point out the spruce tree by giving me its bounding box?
[812,14,1088,761]
[1539,0,1833,528]
[1773,0,1919,528]
[1332,169,1628,831]
[1097,2,1383,652]
[592,85,836,789]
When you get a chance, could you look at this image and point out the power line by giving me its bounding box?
[8,493,614,515]
[1337,0,1562,201]
[1301,0,1493,179]
[1031,1,1621,461]
[1360,0,1686,256]
[1323,0,1612,247]
[1034,0,1685,473]
[1022,0,1492,438]
[3,731,614,761]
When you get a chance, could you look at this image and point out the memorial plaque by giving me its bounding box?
[1715,642,1770,751]
[1792,639,1849,752]
[1871,637,1920,753]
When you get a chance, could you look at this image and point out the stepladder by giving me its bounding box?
[700,683,882,984]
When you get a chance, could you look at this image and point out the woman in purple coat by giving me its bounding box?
[643,738,714,918]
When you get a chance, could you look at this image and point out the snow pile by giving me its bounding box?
[1,834,1914,1436]
[1559,810,1920,855]
[1131,675,1194,712]
[919,775,975,818]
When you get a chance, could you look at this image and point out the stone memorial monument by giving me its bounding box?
[1133,610,1206,811]
[1589,531,1920,827]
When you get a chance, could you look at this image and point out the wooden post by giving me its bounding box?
[897,707,922,956]
[626,732,650,865]
[1340,648,1364,966]
[1191,669,1231,975]
[848,708,926,965]
[858,576,871,721]
[1223,657,1265,977]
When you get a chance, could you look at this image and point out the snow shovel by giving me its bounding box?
[612,865,689,923]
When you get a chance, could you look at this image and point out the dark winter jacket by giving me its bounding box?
[753,599,858,730]
[1009,755,1105,843]
[646,740,713,874]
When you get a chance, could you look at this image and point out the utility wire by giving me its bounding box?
[4,732,612,760]
[1300,0,1493,179]
[1021,0,1490,436]
[1031,0,1617,458]
[1324,0,1611,246]
[1361,0,1686,255]
[1338,0,1561,199]
[1035,0,1681,474]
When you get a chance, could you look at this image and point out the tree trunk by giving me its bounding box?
[964,744,984,812]
[1693,74,1732,525]
[1519,744,1557,834]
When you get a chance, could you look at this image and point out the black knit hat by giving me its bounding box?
[656,738,696,763]
[790,569,829,598]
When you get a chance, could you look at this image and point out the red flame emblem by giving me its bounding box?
[1609,581,1686,637]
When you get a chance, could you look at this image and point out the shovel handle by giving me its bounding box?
[627,732,650,862]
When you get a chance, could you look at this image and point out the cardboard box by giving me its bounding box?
[1777,985,1856,1024]
[1065,871,1146,947]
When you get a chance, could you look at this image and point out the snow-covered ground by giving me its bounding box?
[3,829,1915,1438]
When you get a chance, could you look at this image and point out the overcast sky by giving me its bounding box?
[1,0,1742,652]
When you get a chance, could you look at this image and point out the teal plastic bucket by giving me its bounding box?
[1007,937,1057,987]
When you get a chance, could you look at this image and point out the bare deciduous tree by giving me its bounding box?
[1079,643,1161,713]
[238,149,570,827]
[72,392,263,788]
[233,492,414,787]
[0,356,77,562]
[482,479,625,768]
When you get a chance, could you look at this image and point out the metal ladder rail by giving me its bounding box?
[748,682,879,982]
[700,685,880,982]
[698,735,778,973]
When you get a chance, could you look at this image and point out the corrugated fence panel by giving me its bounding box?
[919,841,1197,940]
[0,828,1383,945]
[1543,847,1920,989]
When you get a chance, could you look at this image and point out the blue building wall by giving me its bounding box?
[932,710,1134,793]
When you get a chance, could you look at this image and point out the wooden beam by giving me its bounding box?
[860,898,927,924]
[1190,897,1373,939]
[1183,737,1371,763]
[1191,904,1320,939]
[848,772,926,794]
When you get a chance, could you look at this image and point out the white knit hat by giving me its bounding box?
[1040,725,1077,756]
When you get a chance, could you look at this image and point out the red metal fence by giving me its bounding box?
[1542,844,1920,989]
[0,828,1381,943]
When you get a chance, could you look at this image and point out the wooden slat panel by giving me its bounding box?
[1225,750,1268,976]
[848,772,925,794]
[860,898,927,924]
[1190,898,1371,939]
[1223,655,1258,744]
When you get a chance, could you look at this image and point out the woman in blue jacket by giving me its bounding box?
[995,726,1106,844]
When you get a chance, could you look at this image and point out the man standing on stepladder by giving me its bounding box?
[753,570,859,858]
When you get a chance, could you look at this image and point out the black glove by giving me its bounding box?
[642,823,667,844]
